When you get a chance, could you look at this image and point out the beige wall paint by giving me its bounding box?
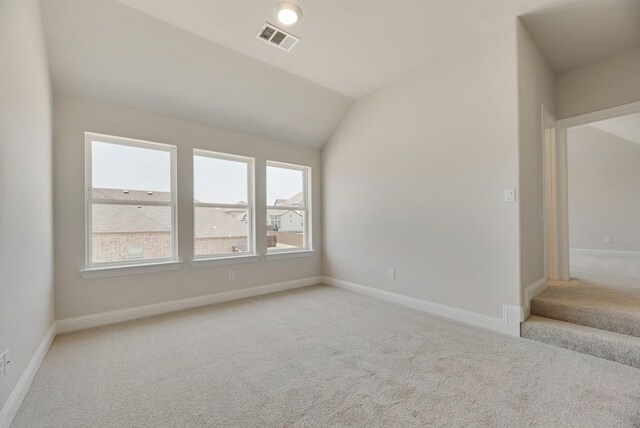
[0,0,54,411]
[568,125,640,252]
[516,20,556,298]
[53,95,322,320]
[556,48,640,119]
[323,22,520,319]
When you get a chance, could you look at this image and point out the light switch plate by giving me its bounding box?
[505,189,516,203]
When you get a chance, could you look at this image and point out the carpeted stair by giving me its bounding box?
[522,316,640,369]
[531,280,640,337]
[522,280,640,369]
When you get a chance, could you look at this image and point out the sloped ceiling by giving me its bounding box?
[40,0,353,148]
[114,0,557,98]
[590,112,640,145]
[41,0,559,147]
[521,0,640,74]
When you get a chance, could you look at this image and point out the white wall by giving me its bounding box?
[0,0,54,412]
[516,20,555,298]
[322,22,521,319]
[568,125,640,252]
[53,95,322,320]
[556,48,640,119]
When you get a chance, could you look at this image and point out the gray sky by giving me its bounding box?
[92,142,302,205]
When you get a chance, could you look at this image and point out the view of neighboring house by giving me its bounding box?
[267,192,304,232]
[267,192,304,248]
[92,188,304,262]
[92,188,248,262]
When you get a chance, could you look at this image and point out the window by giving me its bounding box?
[85,133,177,268]
[266,161,311,252]
[193,150,254,259]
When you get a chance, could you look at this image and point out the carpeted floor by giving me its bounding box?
[570,249,640,291]
[13,285,640,427]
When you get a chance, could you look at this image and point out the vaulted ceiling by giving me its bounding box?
[113,0,557,98]
[590,112,640,145]
[41,0,352,148]
[42,0,638,148]
[521,0,640,74]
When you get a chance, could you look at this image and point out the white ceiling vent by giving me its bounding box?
[256,23,300,52]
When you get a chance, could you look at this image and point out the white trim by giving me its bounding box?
[323,277,522,337]
[266,161,312,253]
[56,276,322,333]
[542,105,557,280]
[265,250,315,260]
[570,248,640,257]
[80,260,183,279]
[0,324,57,428]
[84,132,179,269]
[547,101,640,281]
[190,255,259,267]
[523,278,547,320]
[557,101,640,128]
[193,149,255,259]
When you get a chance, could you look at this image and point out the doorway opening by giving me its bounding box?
[522,102,640,369]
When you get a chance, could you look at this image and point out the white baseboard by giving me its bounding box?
[570,248,640,257]
[0,323,57,428]
[56,276,322,334]
[523,278,547,320]
[323,276,522,337]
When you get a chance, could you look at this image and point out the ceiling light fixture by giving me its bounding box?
[274,2,302,26]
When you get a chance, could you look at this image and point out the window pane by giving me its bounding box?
[92,141,171,192]
[267,166,303,206]
[194,155,248,204]
[195,207,249,256]
[92,204,172,263]
[267,209,305,249]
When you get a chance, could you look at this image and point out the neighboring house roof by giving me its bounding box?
[274,192,303,207]
[93,204,171,233]
[93,187,172,203]
[195,207,247,238]
[93,188,246,237]
[267,209,302,217]
[269,192,304,218]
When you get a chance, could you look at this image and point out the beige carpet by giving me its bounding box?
[13,285,640,427]
[570,249,640,291]
[532,250,640,337]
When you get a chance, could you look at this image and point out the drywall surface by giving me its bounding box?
[568,125,640,252]
[40,0,352,148]
[323,22,521,319]
[556,48,640,119]
[516,20,555,297]
[0,0,54,411]
[53,95,322,320]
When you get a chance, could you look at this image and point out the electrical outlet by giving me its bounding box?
[604,236,613,244]
[228,270,235,280]
[388,268,396,280]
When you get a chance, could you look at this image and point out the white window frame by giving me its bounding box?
[192,149,256,262]
[266,160,312,255]
[83,132,179,271]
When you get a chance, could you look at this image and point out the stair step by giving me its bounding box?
[531,286,640,338]
[521,316,640,369]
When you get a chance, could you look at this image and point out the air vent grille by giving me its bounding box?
[256,23,300,52]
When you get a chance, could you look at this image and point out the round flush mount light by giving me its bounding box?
[274,2,302,26]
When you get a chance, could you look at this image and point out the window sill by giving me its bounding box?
[190,255,259,268]
[80,261,183,279]
[265,250,315,260]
